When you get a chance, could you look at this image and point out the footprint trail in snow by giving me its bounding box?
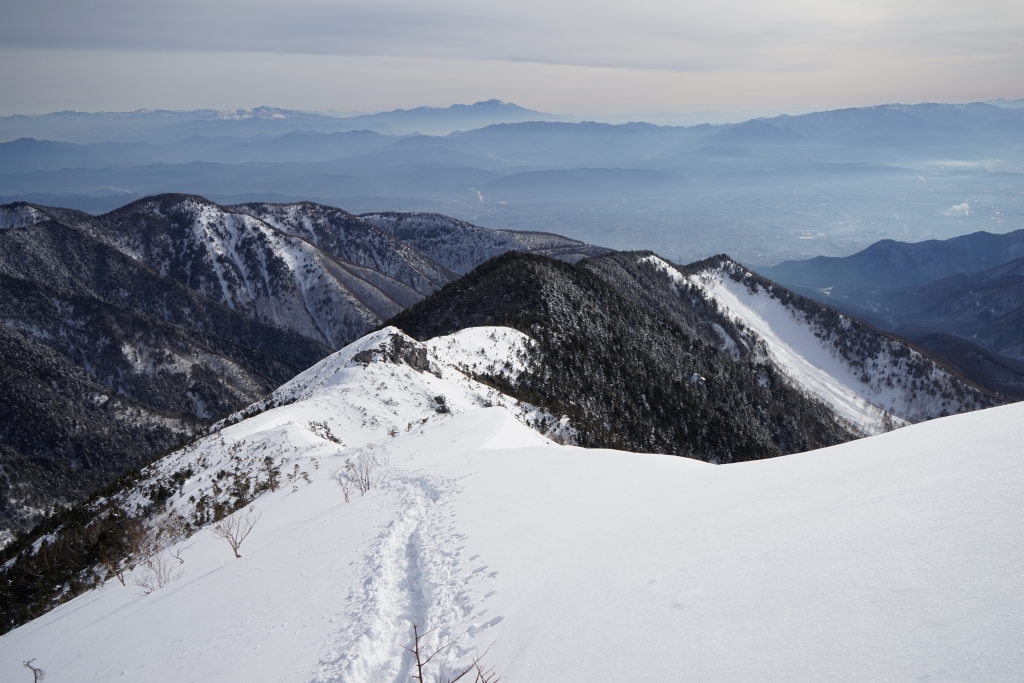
[312,465,500,683]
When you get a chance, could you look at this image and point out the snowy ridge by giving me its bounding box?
[255,327,566,444]
[0,204,46,230]
[234,202,453,299]
[41,325,552,683]
[1,321,1020,681]
[102,197,419,347]
[641,255,990,434]
[0,326,559,681]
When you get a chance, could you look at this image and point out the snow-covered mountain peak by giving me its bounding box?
[638,253,685,285]
[266,326,537,409]
[93,324,564,563]
[99,195,427,348]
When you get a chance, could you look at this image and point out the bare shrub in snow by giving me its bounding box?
[169,542,195,565]
[349,452,377,495]
[105,515,191,589]
[331,468,351,503]
[212,506,261,558]
[99,551,126,586]
[22,658,45,682]
[124,518,158,560]
[154,511,189,548]
[333,447,386,500]
[466,660,500,683]
[132,553,182,596]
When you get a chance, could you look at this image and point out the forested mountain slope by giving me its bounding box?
[393,252,854,462]
[0,211,332,539]
[392,251,995,460]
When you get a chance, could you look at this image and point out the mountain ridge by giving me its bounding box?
[0,322,1018,680]
[0,195,609,538]
[757,229,1024,396]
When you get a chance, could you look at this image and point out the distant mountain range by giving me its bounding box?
[760,229,1024,291]
[336,100,570,136]
[0,101,567,144]
[0,101,1020,272]
[4,101,1022,187]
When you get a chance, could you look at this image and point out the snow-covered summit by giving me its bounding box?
[98,196,420,348]
[234,325,557,443]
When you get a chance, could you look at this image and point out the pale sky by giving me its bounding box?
[1,0,1022,115]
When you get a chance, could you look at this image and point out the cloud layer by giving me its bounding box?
[1,0,1022,114]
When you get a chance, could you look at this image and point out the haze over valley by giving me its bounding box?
[2,99,1022,267]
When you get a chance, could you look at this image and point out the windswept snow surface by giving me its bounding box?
[2,327,1022,682]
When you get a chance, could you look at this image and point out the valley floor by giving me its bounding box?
[1,397,1021,682]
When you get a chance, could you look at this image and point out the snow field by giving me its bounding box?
[1,325,1021,682]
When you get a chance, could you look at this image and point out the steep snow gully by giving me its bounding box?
[1,326,1021,682]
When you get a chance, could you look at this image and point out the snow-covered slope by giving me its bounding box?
[17,196,609,351]
[0,203,45,230]
[2,325,1020,683]
[230,202,455,298]
[668,256,991,434]
[96,196,421,348]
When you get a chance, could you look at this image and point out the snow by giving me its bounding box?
[639,254,901,433]
[0,204,46,230]
[639,254,686,286]
[690,264,902,434]
[1,326,1021,682]
[116,198,401,348]
[425,326,535,380]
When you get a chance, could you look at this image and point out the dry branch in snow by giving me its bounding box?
[212,507,261,558]
[404,622,500,683]
[22,659,45,682]
[132,554,182,596]
[333,448,384,500]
